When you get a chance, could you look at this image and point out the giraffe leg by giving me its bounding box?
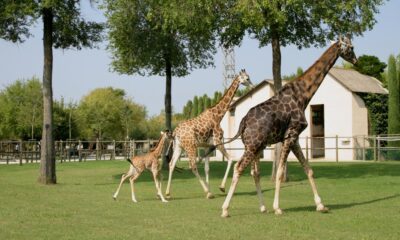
[221,149,255,217]
[251,158,267,213]
[188,153,213,199]
[113,171,132,200]
[186,147,212,199]
[204,156,210,188]
[152,169,168,203]
[291,141,328,213]
[272,139,292,215]
[165,139,182,199]
[212,127,233,192]
[129,174,140,203]
[217,145,233,193]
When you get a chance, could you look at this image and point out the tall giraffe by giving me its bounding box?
[218,37,357,217]
[165,70,252,199]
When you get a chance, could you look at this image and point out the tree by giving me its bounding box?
[219,0,385,181]
[192,96,199,117]
[104,0,217,132]
[76,88,147,140]
[354,55,387,82]
[0,77,42,140]
[203,94,211,110]
[183,100,193,119]
[353,55,388,135]
[387,55,400,145]
[53,100,79,141]
[198,96,204,115]
[283,67,305,81]
[1,0,103,184]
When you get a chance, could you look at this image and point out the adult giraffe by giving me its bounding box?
[219,37,357,217]
[165,70,253,199]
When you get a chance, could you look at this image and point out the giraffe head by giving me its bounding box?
[237,69,253,87]
[338,35,358,65]
[160,129,174,141]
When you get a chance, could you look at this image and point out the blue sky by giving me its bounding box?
[0,1,399,116]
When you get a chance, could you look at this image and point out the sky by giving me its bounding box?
[1,1,399,116]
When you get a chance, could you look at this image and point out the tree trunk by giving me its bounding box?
[163,57,172,168]
[270,33,288,182]
[165,57,172,131]
[38,7,56,184]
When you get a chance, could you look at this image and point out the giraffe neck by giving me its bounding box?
[213,77,241,119]
[295,42,340,105]
[151,135,167,158]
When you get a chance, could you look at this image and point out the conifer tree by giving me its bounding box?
[387,55,400,148]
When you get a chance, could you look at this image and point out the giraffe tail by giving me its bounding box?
[200,115,248,160]
[126,158,133,165]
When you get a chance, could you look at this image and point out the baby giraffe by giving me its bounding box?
[113,130,173,203]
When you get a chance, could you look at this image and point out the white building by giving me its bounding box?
[216,67,388,161]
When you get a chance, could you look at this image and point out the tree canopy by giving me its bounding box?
[76,87,147,140]
[354,55,387,82]
[104,0,218,130]
[0,77,42,139]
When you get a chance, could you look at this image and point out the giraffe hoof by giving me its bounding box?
[221,209,230,218]
[274,208,283,215]
[162,199,169,203]
[219,187,226,193]
[260,205,267,213]
[206,192,215,199]
[132,199,138,203]
[112,195,117,200]
[165,194,171,200]
[317,205,329,213]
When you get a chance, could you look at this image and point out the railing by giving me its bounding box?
[219,135,400,162]
[1,135,399,165]
[0,139,159,165]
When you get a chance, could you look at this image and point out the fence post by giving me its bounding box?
[96,138,100,160]
[124,139,128,160]
[19,140,23,166]
[78,140,82,162]
[132,140,136,157]
[112,140,116,160]
[305,136,309,161]
[377,135,381,161]
[362,135,366,161]
[60,140,64,163]
[6,143,9,165]
[373,136,377,161]
[335,135,339,163]
[353,136,356,161]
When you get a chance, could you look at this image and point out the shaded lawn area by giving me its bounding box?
[1,160,400,240]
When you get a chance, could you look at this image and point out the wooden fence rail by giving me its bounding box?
[1,135,399,165]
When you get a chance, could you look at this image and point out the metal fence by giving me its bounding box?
[0,139,159,165]
[218,135,400,162]
[1,135,399,165]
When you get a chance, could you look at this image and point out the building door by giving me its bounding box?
[311,105,325,158]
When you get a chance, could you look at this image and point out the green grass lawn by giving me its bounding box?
[1,160,400,240]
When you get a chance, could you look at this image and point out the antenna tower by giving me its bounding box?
[222,46,236,89]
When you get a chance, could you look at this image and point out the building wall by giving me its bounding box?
[218,84,274,160]
[299,75,354,161]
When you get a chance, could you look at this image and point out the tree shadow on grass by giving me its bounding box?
[285,194,400,213]
[231,182,307,197]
